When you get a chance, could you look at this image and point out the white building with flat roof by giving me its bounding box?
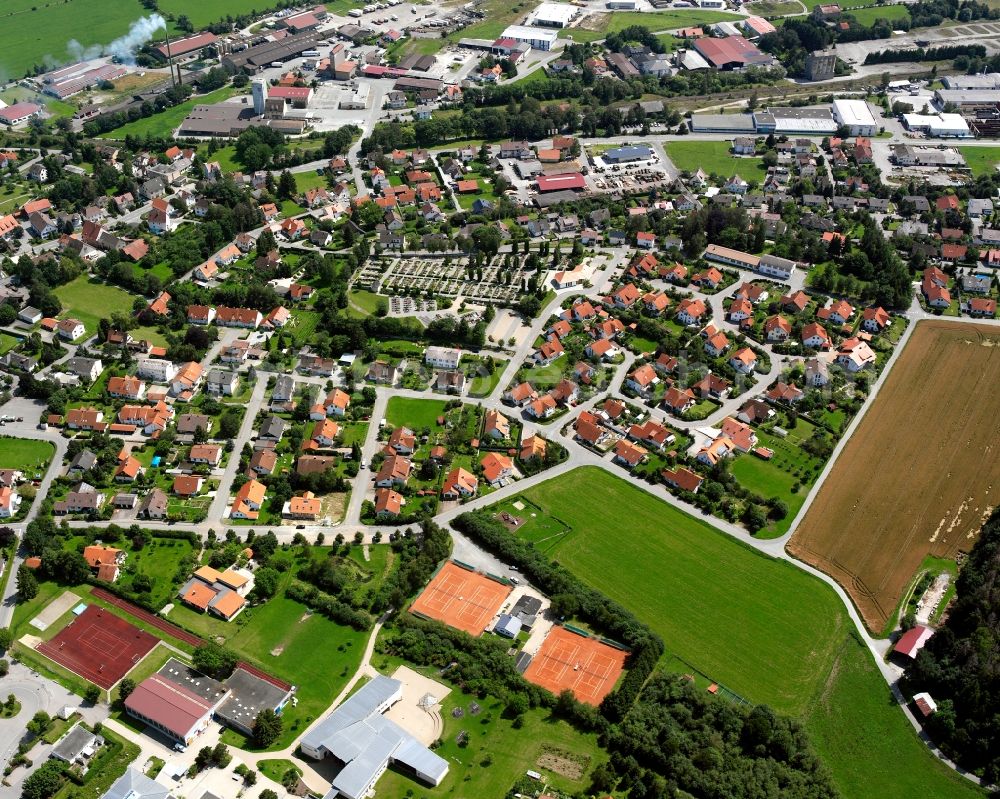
[902,112,971,138]
[831,99,877,136]
[501,25,558,50]
[527,2,577,27]
[301,675,448,799]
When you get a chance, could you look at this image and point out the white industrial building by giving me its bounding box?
[301,675,448,799]
[527,2,578,27]
[501,25,559,50]
[902,112,972,138]
[831,99,878,136]
[340,83,370,110]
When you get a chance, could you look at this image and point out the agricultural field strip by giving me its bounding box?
[789,321,1000,632]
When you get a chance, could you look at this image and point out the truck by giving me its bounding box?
[349,7,364,16]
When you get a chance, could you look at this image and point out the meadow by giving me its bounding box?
[507,467,847,715]
[959,146,1000,177]
[99,86,237,140]
[53,275,138,336]
[559,9,744,42]
[156,0,274,29]
[665,140,765,177]
[0,0,154,79]
[805,635,983,799]
[0,437,55,472]
[500,467,985,799]
[846,3,910,24]
[385,396,450,429]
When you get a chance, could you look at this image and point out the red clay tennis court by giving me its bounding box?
[524,626,628,706]
[37,605,158,689]
[409,561,512,636]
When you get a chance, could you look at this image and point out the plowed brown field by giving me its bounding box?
[788,320,1000,633]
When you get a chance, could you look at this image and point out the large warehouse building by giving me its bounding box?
[831,99,878,136]
[691,35,775,70]
[527,2,578,27]
[500,25,558,50]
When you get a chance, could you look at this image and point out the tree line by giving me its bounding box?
[900,508,1000,784]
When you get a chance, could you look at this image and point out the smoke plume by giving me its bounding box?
[67,13,166,65]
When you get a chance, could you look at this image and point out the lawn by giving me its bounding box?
[499,468,985,799]
[348,289,384,317]
[167,594,368,749]
[731,452,805,536]
[258,759,301,785]
[0,181,35,215]
[504,467,847,715]
[0,437,54,472]
[294,170,330,193]
[665,140,764,177]
[155,0,275,29]
[805,635,982,799]
[131,324,170,347]
[99,86,237,139]
[384,397,450,430]
[559,9,743,42]
[846,3,910,24]
[371,672,607,798]
[0,0,169,80]
[53,275,138,336]
[959,146,1000,177]
[0,331,21,354]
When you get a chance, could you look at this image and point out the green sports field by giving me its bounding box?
[497,467,983,798]
[665,140,765,177]
[53,275,138,336]
[506,467,846,715]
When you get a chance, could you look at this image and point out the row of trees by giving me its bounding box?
[900,508,1000,784]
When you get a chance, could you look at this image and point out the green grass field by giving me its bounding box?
[156,0,273,29]
[960,146,1000,177]
[167,595,367,749]
[0,333,22,355]
[294,170,330,193]
[347,289,383,318]
[665,140,764,177]
[0,0,162,80]
[99,86,236,140]
[505,467,846,715]
[0,437,54,472]
[805,635,982,799]
[498,467,982,799]
[53,275,138,336]
[559,9,743,42]
[385,397,449,430]
[846,3,910,24]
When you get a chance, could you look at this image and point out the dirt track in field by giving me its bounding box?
[788,321,1000,633]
